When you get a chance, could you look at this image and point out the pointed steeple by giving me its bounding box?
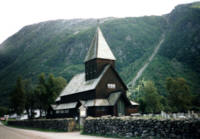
[84,27,116,62]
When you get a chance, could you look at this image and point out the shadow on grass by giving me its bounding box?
[5,123,67,133]
[81,132,144,139]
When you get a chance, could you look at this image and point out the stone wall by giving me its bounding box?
[8,118,77,132]
[83,116,200,138]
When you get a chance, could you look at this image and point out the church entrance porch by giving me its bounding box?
[117,98,125,116]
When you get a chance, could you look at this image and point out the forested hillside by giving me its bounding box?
[137,2,200,95]
[0,2,200,106]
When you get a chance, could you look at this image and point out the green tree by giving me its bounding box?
[35,73,67,116]
[166,77,192,112]
[35,73,48,117]
[46,74,67,105]
[0,106,9,117]
[10,76,26,115]
[192,93,200,111]
[129,78,146,101]
[139,80,163,113]
[24,79,36,119]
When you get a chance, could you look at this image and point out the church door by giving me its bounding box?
[117,98,125,116]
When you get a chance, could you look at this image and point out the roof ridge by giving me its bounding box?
[58,65,110,98]
[96,27,99,59]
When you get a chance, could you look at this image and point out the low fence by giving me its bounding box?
[7,118,77,132]
[83,116,200,138]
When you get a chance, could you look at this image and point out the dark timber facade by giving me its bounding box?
[48,27,138,118]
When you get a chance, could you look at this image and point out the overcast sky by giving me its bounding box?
[0,0,199,44]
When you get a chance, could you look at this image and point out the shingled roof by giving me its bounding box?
[84,27,116,62]
[54,102,78,110]
[56,65,110,101]
[53,91,138,110]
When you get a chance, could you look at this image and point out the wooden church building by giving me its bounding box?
[48,27,138,118]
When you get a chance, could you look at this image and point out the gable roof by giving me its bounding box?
[57,65,110,100]
[108,92,122,105]
[56,64,128,102]
[130,101,139,106]
[54,102,78,110]
[53,91,138,110]
[83,99,110,107]
[108,66,128,90]
[84,27,116,62]
[79,92,124,107]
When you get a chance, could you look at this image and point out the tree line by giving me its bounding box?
[8,73,66,118]
[130,77,200,114]
[1,75,199,117]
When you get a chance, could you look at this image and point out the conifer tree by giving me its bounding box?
[10,76,26,115]
[0,106,8,117]
[24,79,35,119]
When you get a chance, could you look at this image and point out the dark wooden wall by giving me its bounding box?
[47,108,79,118]
[96,67,126,98]
[85,59,97,80]
[126,106,139,115]
[96,59,115,75]
[85,58,115,81]
[87,106,114,117]
[61,90,95,103]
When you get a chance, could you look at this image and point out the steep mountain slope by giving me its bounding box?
[0,16,166,105]
[135,2,200,95]
[0,2,200,106]
[161,2,200,73]
[127,34,165,88]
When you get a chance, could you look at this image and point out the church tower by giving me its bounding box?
[51,25,138,119]
[84,27,116,81]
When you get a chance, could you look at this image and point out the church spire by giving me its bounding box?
[84,27,116,62]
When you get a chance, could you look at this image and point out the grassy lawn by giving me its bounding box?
[2,121,67,132]
[81,132,162,139]
[8,125,67,132]
[1,120,8,125]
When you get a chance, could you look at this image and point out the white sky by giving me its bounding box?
[0,0,199,44]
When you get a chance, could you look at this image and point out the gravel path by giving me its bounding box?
[0,122,114,139]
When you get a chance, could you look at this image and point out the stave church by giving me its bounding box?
[48,26,138,118]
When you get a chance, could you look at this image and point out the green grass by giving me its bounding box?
[1,120,8,125]
[82,132,162,139]
[82,132,123,138]
[5,124,67,132]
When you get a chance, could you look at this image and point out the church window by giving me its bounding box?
[64,110,69,113]
[96,107,106,111]
[107,83,116,89]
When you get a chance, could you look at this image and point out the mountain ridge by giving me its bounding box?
[0,2,200,106]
